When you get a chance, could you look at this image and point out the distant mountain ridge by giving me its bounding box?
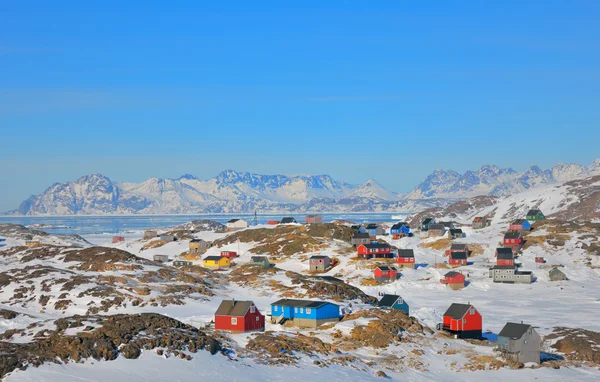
[7,159,600,215]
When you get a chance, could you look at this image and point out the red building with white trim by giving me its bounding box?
[214,300,265,333]
[439,303,482,339]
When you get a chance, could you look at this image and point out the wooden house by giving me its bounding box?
[362,223,384,236]
[496,322,541,364]
[226,219,249,230]
[112,236,125,244]
[25,240,40,247]
[503,232,524,251]
[270,299,339,328]
[214,300,265,333]
[439,303,482,339]
[421,218,435,231]
[526,209,545,222]
[472,216,489,229]
[143,230,158,239]
[350,232,370,246]
[535,256,545,264]
[396,249,415,268]
[446,243,469,257]
[549,267,567,281]
[249,256,270,268]
[449,251,468,266]
[280,217,297,224]
[160,234,175,242]
[220,251,238,259]
[153,254,169,263]
[495,248,514,266]
[448,229,464,239]
[173,260,192,267]
[427,224,446,237]
[373,266,398,282]
[357,243,393,259]
[489,265,533,284]
[510,219,531,232]
[377,294,409,315]
[441,271,465,290]
[189,239,210,253]
[306,215,323,224]
[390,222,410,236]
[309,255,331,272]
[203,256,231,268]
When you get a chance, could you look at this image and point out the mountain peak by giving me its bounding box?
[178,174,197,180]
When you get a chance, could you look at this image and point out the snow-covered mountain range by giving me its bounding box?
[7,159,600,215]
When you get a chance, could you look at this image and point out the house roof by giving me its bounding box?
[204,256,225,261]
[227,219,240,223]
[496,247,514,260]
[271,299,337,309]
[450,243,468,251]
[310,255,330,260]
[306,214,322,218]
[397,249,415,258]
[362,243,391,249]
[450,251,467,260]
[280,217,297,224]
[378,294,402,308]
[439,221,454,227]
[352,232,370,239]
[527,209,542,216]
[498,322,532,339]
[214,300,255,317]
[490,265,516,270]
[443,303,473,319]
[444,271,462,278]
[422,218,434,224]
[428,224,445,231]
[514,270,533,275]
[504,231,522,239]
[473,217,484,222]
[512,219,528,225]
[365,223,380,229]
[549,267,565,275]
[449,229,463,235]
[376,266,397,272]
[250,256,268,262]
[391,222,409,230]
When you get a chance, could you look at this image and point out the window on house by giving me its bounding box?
[300,308,304,313]
[250,306,255,314]
[294,307,298,313]
[231,317,237,325]
[306,308,311,314]
[470,308,475,315]
[256,316,260,321]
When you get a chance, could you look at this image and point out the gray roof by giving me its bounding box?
[449,229,463,235]
[204,255,224,261]
[250,256,268,262]
[443,303,473,319]
[376,266,397,272]
[190,238,206,243]
[450,251,467,260]
[549,267,565,275]
[450,243,468,251]
[498,322,532,339]
[352,232,370,239]
[365,223,380,229]
[496,248,514,260]
[504,231,522,239]
[215,300,255,317]
[428,224,445,231]
[280,217,297,224]
[422,218,434,224]
[527,209,542,215]
[378,294,402,308]
[271,299,337,309]
[512,219,528,225]
[444,271,462,277]
[363,243,391,249]
[310,255,330,260]
[490,265,516,270]
[391,222,409,230]
[397,249,415,258]
[227,219,240,223]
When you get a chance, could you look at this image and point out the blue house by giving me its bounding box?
[377,294,409,315]
[390,222,410,236]
[361,223,384,236]
[271,299,340,328]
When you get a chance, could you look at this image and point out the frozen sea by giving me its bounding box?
[0,213,410,236]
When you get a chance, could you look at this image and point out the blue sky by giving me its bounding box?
[1,1,599,211]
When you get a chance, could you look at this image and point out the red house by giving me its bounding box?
[445,243,469,257]
[357,243,393,259]
[214,300,265,333]
[396,249,416,268]
[374,266,398,281]
[509,219,531,232]
[439,303,482,339]
[503,232,524,251]
[112,236,125,244]
[449,251,467,266]
[440,271,465,290]
[495,248,514,266]
[267,220,279,225]
[220,251,238,259]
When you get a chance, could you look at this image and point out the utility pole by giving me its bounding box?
[254,210,258,226]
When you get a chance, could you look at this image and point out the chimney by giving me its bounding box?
[232,298,235,306]
[521,320,523,324]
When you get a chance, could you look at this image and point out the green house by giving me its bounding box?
[526,209,545,221]
[249,256,270,268]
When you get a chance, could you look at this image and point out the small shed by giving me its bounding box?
[472,216,489,229]
[267,220,280,225]
[377,294,409,315]
[173,260,192,267]
[160,234,175,243]
[249,256,270,268]
[189,239,210,253]
[25,240,40,247]
[441,271,465,290]
[153,254,169,263]
[306,215,323,224]
[448,229,464,239]
[143,230,158,239]
[220,251,238,259]
[549,267,567,281]
[309,255,331,272]
[112,236,125,244]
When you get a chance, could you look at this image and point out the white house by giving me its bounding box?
[226,218,249,230]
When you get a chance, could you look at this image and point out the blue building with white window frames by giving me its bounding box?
[270,299,340,328]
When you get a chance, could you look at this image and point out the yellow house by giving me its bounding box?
[25,240,41,247]
[203,256,231,268]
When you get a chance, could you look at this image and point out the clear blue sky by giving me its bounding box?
[1,1,599,211]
